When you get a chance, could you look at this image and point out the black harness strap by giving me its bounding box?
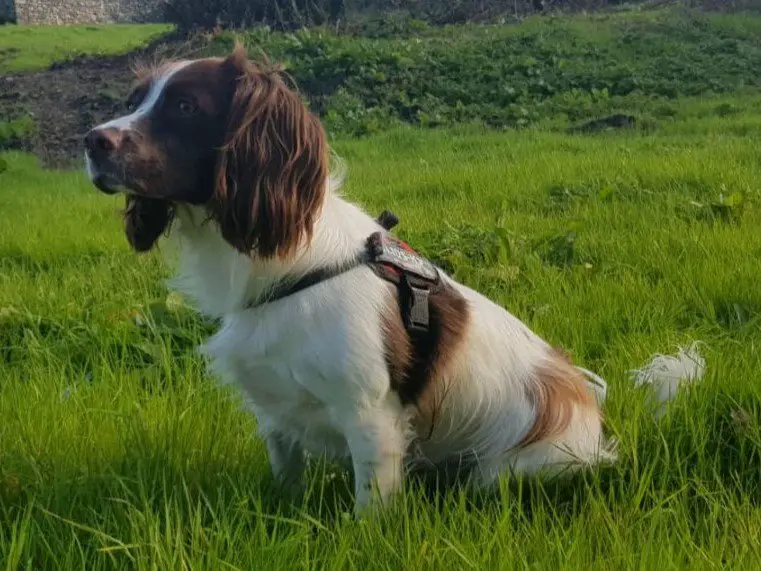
[245,210,399,309]
[245,210,442,334]
[244,253,367,309]
[376,210,400,232]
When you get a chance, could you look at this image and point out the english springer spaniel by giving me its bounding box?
[84,44,622,515]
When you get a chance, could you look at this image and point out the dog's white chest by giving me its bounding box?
[172,211,407,463]
[200,311,356,460]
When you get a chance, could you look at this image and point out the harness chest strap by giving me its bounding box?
[245,213,442,333]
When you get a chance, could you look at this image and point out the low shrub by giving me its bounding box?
[203,9,761,136]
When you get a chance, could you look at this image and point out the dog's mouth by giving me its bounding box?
[85,153,130,195]
[91,174,122,195]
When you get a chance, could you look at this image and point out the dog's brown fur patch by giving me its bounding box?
[519,348,598,448]
[381,282,470,434]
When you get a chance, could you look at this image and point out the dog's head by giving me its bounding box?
[84,44,328,258]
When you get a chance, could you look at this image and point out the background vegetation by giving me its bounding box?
[162,0,761,30]
[4,8,761,144]
[204,9,761,135]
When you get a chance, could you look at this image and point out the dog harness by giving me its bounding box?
[246,210,444,333]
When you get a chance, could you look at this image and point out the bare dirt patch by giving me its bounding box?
[0,32,204,167]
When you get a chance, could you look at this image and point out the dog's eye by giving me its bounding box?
[177,98,198,117]
[125,99,136,113]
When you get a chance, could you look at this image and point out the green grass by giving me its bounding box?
[0,24,173,73]
[2,91,761,567]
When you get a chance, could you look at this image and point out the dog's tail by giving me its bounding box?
[578,341,707,416]
[627,341,706,418]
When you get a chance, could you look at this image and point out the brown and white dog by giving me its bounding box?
[84,44,621,515]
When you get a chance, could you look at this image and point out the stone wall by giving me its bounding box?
[6,0,164,25]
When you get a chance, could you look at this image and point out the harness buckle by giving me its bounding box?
[366,229,440,334]
[404,277,432,333]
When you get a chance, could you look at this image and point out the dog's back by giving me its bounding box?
[414,278,616,484]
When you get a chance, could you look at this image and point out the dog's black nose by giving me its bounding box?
[84,127,122,156]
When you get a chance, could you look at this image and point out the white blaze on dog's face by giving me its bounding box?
[84,58,235,204]
[83,45,330,257]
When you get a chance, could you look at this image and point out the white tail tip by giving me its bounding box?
[629,341,706,417]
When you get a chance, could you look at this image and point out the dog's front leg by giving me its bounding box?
[344,393,408,517]
[265,431,305,489]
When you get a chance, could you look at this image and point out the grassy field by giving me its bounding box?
[3,112,761,568]
[3,10,761,570]
[0,24,173,73]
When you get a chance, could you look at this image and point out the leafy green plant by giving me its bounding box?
[204,9,761,136]
[0,116,36,149]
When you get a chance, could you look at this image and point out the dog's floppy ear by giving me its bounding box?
[123,195,171,252]
[211,43,329,260]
